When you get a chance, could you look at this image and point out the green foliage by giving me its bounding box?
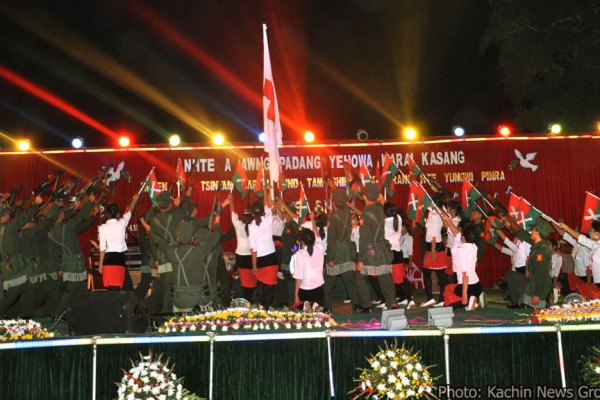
[482,0,600,132]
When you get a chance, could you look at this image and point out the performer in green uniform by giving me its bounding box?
[0,195,42,316]
[355,183,398,312]
[506,219,553,309]
[324,188,359,313]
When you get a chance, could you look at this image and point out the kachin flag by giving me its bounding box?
[145,169,161,206]
[279,165,288,192]
[255,158,268,198]
[231,159,248,199]
[416,183,432,227]
[381,153,399,197]
[297,182,310,225]
[581,192,600,234]
[507,193,521,221]
[407,155,422,179]
[516,197,541,232]
[407,180,421,224]
[263,24,282,186]
[359,161,374,185]
[485,216,500,245]
[344,162,362,200]
[461,178,482,218]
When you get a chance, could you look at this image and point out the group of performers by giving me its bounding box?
[0,164,597,320]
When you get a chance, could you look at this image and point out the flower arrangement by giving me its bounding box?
[581,346,600,387]
[0,319,54,341]
[350,342,437,400]
[530,299,600,323]
[159,308,336,334]
[115,352,203,400]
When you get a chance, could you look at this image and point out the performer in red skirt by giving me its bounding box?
[228,193,256,303]
[249,197,278,309]
[98,194,139,290]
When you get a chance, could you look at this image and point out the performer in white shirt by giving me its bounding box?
[249,198,279,309]
[559,220,600,288]
[98,194,139,290]
[229,193,255,302]
[292,212,325,310]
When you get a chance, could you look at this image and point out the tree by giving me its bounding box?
[482,0,600,132]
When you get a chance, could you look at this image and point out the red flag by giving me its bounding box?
[581,192,600,233]
[176,158,186,185]
[508,193,521,221]
[263,24,282,185]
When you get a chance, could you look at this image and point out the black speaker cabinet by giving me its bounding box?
[67,291,149,336]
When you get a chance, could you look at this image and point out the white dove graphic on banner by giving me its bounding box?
[514,149,538,172]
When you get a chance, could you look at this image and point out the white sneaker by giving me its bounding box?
[343,298,352,304]
[434,301,445,307]
[406,300,416,310]
[372,299,382,305]
[398,299,408,306]
[479,292,487,309]
[312,302,321,311]
[420,299,436,307]
[467,296,478,311]
[376,302,387,309]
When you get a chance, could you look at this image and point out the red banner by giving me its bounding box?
[1,135,598,288]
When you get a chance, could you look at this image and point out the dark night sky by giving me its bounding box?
[0,0,513,149]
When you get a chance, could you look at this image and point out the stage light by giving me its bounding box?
[452,126,465,137]
[304,131,315,143]
[549,123,562,135]
[118,136,131,147]
[71,137,84,149]
[428,306,454,328]
[213,133,225,145]
[498,124,512,137]
[17,139,30,151]
[169,134,181,147]
[381,309,408,330]
[403,127,417,140]
[258,132,265,143]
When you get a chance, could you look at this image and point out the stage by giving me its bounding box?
[1,290,599,400]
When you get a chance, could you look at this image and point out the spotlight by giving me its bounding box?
[498,124,512,137]
[118,136,131,147]
[549,123,562,135]
[356,129,369,141]
[304,131,315,143]
[169,134,181,147]
[452,125,465,137]
[403,127,417,140]
[71,137,84,149]
[258,132,265,143]
[17,140,30,151]
[213,133,225,145]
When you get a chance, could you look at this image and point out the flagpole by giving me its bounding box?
[137,167,155,196]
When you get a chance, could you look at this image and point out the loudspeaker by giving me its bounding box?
[67,291,150,336]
